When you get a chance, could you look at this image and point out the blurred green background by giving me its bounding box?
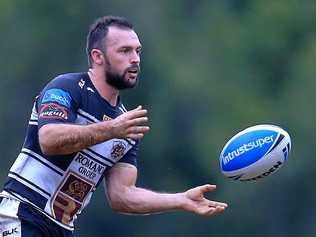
[1,0,315,236]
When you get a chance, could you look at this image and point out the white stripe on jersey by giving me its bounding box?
[0,197,21,237]
[82,149,113,167]
[118,107,125,113]
[30,102,38,121]
[21,148,64,174]
[8,173,50,200]
[77,109,99,123]
[9,153,63,198]
[89,138,133,163]
[0,191,74,231]
[120,104,128,112]
[0,196,19,218]
[28,121,38,125]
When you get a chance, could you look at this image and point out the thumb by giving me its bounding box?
[199,184,216,194]
[134,105,142,110]
[129,105,142,111]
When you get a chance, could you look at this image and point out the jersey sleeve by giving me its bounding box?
[37,75,80,128]
[118,142,139,167]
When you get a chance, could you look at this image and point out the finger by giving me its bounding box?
[127,126,150,134]
[125,109,148,120]
[127,133,146,140]
[128,117,148,126]
[207,200,228,208]
[206,206,226,216]
[199,184,216,193]
[131,105,142,111]
[213,206,226,214]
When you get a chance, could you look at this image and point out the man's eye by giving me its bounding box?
[121,48,130,53]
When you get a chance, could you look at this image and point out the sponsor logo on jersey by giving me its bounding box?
[78,79,85,89]
[111,141,127,160]
[60,173,93,202]
[52,172,93,224]
[74,153,106,180]
[2,227,19,237]
[87,87,95,93]
[39,103,68,120]
[42,88,72,108]
[103,114,112,121]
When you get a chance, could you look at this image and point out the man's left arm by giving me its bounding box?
[104,162,228,216]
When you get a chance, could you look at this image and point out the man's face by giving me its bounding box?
[102,26,142,90]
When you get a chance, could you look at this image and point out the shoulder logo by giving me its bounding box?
[42,88,72,108]
[39,103,68,120]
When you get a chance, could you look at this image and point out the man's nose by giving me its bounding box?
[130,51,140,64]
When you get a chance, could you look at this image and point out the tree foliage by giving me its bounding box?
[1,1,315,236]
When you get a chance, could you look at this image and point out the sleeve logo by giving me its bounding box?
[39,103,68,120]
[42,88,72,108]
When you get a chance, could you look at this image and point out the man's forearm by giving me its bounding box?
[38,107,149,156]
[109,186,186,215]
[39,122,113,155]
[106,163,228,216]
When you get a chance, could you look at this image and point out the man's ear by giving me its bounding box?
[90,49,105,66]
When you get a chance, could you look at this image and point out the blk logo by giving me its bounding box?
[2,227,18,237]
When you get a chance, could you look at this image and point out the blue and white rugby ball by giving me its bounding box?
[219,124,291,181]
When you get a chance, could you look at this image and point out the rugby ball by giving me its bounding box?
[219,124,291,181]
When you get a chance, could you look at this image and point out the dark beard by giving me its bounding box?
[106,66,139,90]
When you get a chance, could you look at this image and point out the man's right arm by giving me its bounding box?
[38,106,149,156]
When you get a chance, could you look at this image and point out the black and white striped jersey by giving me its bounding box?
[2,72,138,231]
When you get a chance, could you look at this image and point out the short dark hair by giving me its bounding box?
[86,15,134,67]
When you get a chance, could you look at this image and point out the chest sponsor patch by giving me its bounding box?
[51,172,93,225]
[72,153,107,181]
[60,173,93,202]
[42,88,72,108]
[51,151,108,225]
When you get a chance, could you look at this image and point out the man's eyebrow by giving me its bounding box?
[118,45,142,50]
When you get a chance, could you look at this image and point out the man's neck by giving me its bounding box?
[87,68,119,107]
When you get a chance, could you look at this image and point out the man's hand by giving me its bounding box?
[108,106,150,140]
[106,164,228,216]
[39,105,150,155]
[182,184,228,216]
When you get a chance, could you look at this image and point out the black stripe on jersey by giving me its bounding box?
[29,119,38,122]
[4,177,48,210]
[21,151,63,176]
[23,124,75,170]
[8,172,51,197]
[81,150,113,166]
[85,148,115,165]
[124,138,136,146]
